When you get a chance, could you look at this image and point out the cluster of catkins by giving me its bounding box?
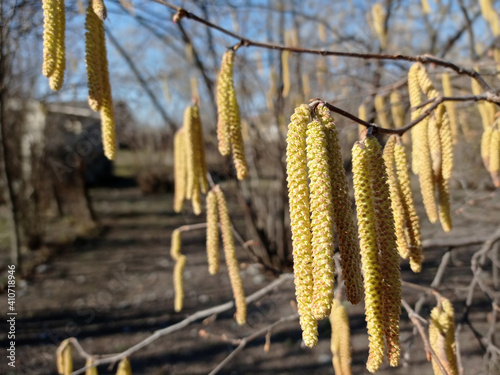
[173,104,209,215]
[170,186,247,325]
[408,63,454,232]
[56,339,132,374]
[286,103,404,372]
[42,0,116,160]
[472,76,500,187]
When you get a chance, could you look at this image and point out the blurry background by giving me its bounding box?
[0,0,499,374]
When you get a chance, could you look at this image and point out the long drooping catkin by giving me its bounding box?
[408,63,423,175]
[286,105,318,347]
[215,186,246,325]
[366,136,401,368]
[390,91,405,129]
[429,298,458,375]
[352,140,385,373]
[418,115,438,223]
[427,115,442,178]
[48,0,65,92]
[183,106,196,201]
[372,3,387,49]
[216,51,233,156]
[374,95,391,128]
[173,127,187,213]
[85,4,105,111]
[206,190,220,275]
[281,50,291,98]
[307,118,335,320]
[317,104,363,305]
[170,229,185,312]
[394,140,423,272]
[192,105,209,194]
[441,73,458,144]
[330,299,352,375]
[42,0,60,77]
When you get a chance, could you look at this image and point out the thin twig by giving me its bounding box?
[70,274,294,375]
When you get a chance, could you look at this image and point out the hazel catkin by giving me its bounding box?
[330,299,352,375]
[173,127,187,213]
[286,105,318,347]
[206,190,220,275]
[116,358,132,375]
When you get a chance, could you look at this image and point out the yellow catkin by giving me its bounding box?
[192,105,209,194]
[170,229,185,312]
[427,115,442,178]
[85,357,98,375]
[228,91,248,180]
[286,105,318,347]
[383,135,409,259]
[91,0,107,20]
[374,94,391,129]
[116,358,132,375]
[173,127,187,213]
[48,0,66,91]
[394,141,423,272]
[471,77,493,130]
[317,104,363,305]
[281,50,291,98]
[365,136,401,367]
[372,3,387,49]
[330,299,352,375]
[206,190,220,275]
[480,0,500,36]
[307,118,335,320]
[358,103,368,138]
[352,141,385,373]
[215,186,247,325]
[85,4,104,111]
[390,91,405,129]
[421,0,431,13]
[419,117,438,223]
[439,110,454,181]
[441,73,458,144]
[490,128,500,187]
[408,63,423,175]
[183,106,196,201]
[429,299,458,375]
[42,0,59,77]
[216,50,235,156]
[481,126,493,170]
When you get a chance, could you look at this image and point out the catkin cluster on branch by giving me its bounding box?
[472,76,500,187]
[216,50,248,180]
[383,135,423,272]
[210,185,247,325]
[42,0,66,91]
[352,135,401,373]
[429,298,458,375]
[330,299,352,375]
[56,339,73,375]
[286,104,362,347]
[408,63,453,232]
[173,104,209,215]
[84,1,116,160]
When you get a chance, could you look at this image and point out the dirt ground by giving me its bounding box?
[1,183,500,375]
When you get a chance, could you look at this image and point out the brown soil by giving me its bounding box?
[1,185,500,375]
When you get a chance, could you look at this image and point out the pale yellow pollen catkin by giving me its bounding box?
[173,127,187,213]
[418,115,439,223]
[192,105,209,194]
[390,91,405,129]
[307,118,335,320]
[48,0,66,92]
[352,141,385,373]
[286,105,318,347]
[42,0,59,77]
[170,229,185,312]
[365,136,401,367]
[215,186,247,325]
[408,63,423,175]
[374,94,391,129]
[206,190,220,275]
[441,73,458,144]
[281,50,291,98]
[85,3,104,111]
[216,50,235,156]
[183,106,196,201]
[372,3,387,49]
[429,299,458,375]
[330,299,352,375]
[317,104,363,305]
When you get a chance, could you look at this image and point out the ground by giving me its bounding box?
[1,182,499,375]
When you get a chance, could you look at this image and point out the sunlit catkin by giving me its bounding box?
[85,358,98,375]
[116,358,132,375]
[183,106,196,201]
[352,141,385,373]
[286,105,318,347]
[192,105,209,194]
[372,3,387,49]
[42,0,65,91]
[383,136,408,259]
[441,73,458,144]
[215,186,247,325]
[85,4,104,111]
[307,118,335,320]
[317,104,363,305]
[408,63,423,175]
[490,128,500,187]
[170,229,185,312]
[206,190,220,275]
[419,116,438,223]
[374,95,391,129]
[281,50,291,98]
[229,92,248,180]
[365,136,401,367]
[173,127,187,213]
[429,299,458,375]
[394,141,423,272]
[330,299,352,375]
[56,339,72,375]
[216,51,232,156]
